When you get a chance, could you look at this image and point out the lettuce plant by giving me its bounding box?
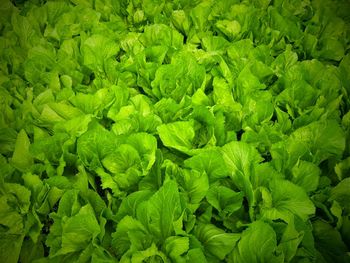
[0,0,350,262]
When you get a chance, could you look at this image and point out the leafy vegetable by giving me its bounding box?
[0,0,350,262]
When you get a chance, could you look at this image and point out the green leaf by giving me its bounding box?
[30,133,69,163]
[221,141,263,211]
[330,178,350,213]
[0,183,31,263]
[184,149,228,182]
[313,220,350,263]
[136,180,183,242]
[77,123,120,170]
[0,128,17,155]
[215,20,241,40]
[263,179,315,222]
[19,238,44,263]
[186,248,207,263]
[81,35,120,73]
[340,54,350,96]
[206,185,243,215]
[128,243,167,263]
[165,236,189,262]
[140,24,183,50]
[291,161,320,193]
[157,121,195,154]
[230,221,283,263]
[277,217,305,262]
[54,114,93,137]
[45,189,102,257]
[289,120,346,164]
[57,204,101,255]
[116,190,154,221]
[70,88,115,116]
[0,234,25,263]
[178,169,209,207]
[10,129,33,171]
[151,51,205,102]
[335,157,350,181]
[194,223,240,260]
[112,216,150,257]
[102,144,141,175]
[126,133,157,174]
[276,79,318,111]
[171,10,191,35]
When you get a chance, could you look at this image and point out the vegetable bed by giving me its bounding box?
[1,0,350,262]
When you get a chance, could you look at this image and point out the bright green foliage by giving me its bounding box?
[0,0,350,262]
[229,221,283,263]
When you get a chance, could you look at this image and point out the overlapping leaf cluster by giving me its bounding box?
[1,0,350,262]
